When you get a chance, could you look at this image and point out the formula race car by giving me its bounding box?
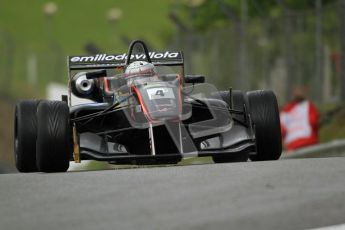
[14,40,282,172]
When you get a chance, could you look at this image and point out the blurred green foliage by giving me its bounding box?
[174,0,338,31]
[169,0,342,105]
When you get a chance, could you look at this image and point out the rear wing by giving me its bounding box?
[68,51,184,71]
[66,50,184,106]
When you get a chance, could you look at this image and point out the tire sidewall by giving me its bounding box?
[14,100,40,172]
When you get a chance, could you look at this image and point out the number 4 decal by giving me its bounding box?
[155,90,165,96]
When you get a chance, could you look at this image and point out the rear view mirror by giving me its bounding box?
[185,75,205,84]
[86,69,107,79]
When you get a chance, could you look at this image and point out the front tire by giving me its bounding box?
[247,90,282,161]
[14,100,41,172]
[36,101,71,172]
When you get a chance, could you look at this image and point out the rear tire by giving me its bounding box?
[14,100,41,172]
[247,90,282,161]
[36,101,71,172]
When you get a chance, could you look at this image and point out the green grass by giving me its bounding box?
[0,0,175,97]
[0,0,175,53]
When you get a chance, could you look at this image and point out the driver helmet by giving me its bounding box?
[125,61,157,78]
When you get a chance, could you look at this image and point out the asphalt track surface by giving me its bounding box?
[1,157,345,230]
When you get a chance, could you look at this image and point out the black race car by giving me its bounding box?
[14,40,282,172]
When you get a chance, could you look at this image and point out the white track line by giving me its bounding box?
[309,224,345,230]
